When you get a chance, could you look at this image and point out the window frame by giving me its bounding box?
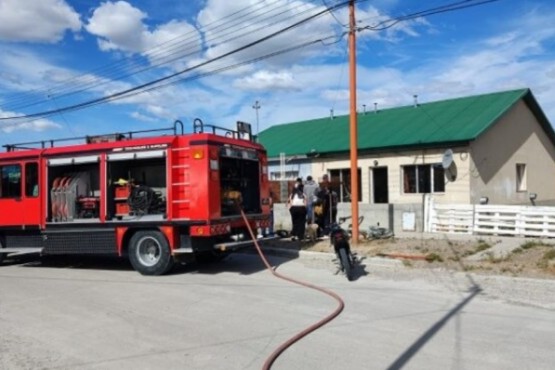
[516,163,527,192]
[328,168,361,202]
[402,163,445,194]
[0,164,22,198]
[25,162,39,197]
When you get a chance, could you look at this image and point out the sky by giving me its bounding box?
[0,0,554,147]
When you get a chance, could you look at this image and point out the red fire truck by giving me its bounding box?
[0,119,272,275]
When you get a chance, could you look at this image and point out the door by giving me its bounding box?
[372,167,389,204]
[0,161,41,227]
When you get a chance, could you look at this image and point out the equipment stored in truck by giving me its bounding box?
[0,119,273,275]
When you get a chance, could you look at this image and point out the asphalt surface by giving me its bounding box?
[1,251,554,370]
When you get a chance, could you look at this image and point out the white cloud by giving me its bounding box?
[130,111,159,123]
[86,1,146,52]
[233,70,300,91]
[2,0,555,142]
[85,1,202,67]
[282,6,555,123]
[197,0,342,67]
[0,109,61,133]
[0,0,80,43]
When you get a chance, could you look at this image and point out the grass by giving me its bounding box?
[425,253,443,263]
[484,251,510,264]
[520,241,547,250]
[538,249,555,269]
[460,241,492,258]
[475,242,492,253]
[543,249,555,260]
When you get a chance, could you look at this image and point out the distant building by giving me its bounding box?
[258,88,555,206]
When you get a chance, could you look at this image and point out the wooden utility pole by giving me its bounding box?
[348,0,359,245]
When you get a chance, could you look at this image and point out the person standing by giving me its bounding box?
[316,174,338,236]
[303,175,319,224]
[268,189,275,236]
[287,183,307,241]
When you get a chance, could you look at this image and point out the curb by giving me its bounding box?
[254,246,405,269]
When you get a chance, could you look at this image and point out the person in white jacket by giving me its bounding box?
[287,183,307,241]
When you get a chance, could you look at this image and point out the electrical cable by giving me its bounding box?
[0,0,469,114]
[0,34,345,132]
[359,0,500,31]
[0,1,352,122]
[237,206,344,370]
[355,0,503,155]
[0,0,496,128]
[1,0,341,112]
[1,0,291,108]
[322,0,347,27]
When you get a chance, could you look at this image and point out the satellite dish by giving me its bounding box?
[442,149,454,169]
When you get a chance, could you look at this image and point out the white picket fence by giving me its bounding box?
[425,199,555,238]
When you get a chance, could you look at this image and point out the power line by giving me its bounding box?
[359,0,500,31]
[0,1,352,122]
[1,0,341,112]
[0,34,343,130]
[356,0,503,149]
[1,0,288,108]
[322,0,347,27]
[0,0,498,127]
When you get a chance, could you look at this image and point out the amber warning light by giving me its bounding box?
[192,149,204,159]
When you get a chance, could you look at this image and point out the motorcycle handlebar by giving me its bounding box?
[338,215,364,225]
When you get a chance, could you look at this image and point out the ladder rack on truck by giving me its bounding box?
[0,118,273,275]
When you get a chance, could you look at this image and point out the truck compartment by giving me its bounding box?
[107,157,167,219]
[48,163,100,222]
[220,157,260,216]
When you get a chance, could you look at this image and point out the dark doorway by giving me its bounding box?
[372,167,389,203]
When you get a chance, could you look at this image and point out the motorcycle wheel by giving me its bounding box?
[338,247,354,281]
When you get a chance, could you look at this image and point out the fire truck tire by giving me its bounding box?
[128,231,174,275]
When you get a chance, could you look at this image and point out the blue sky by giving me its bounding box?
[0,0,554,146]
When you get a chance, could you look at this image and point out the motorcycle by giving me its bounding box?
[329,216,358,281]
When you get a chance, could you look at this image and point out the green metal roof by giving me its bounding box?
[258,88,553,158]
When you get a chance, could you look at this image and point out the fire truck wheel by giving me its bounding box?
[128,231,174,275]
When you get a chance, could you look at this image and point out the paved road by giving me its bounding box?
[0,253,554,370]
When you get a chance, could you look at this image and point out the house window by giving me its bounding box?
[516,163,527,192]
[0,164,22,198]
[403,164,445,194]
[329,168,361,202]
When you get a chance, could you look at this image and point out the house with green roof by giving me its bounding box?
[258,88,555,206]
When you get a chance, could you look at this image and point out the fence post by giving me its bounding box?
[423,194,433,233]
[470,204,476,235]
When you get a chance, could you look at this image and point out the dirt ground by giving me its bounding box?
[298,235,555,279]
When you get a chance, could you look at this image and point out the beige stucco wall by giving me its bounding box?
[308,146,471,204]
[469,100,555,205]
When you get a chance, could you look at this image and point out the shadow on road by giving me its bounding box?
[386,284,482,370]
[5,247,300,277]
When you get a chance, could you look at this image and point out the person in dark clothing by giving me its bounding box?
[287,183,307,241]
[268,190,275,236]
[316,176,338,236]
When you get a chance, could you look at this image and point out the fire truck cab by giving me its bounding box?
[0,119,272,275]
